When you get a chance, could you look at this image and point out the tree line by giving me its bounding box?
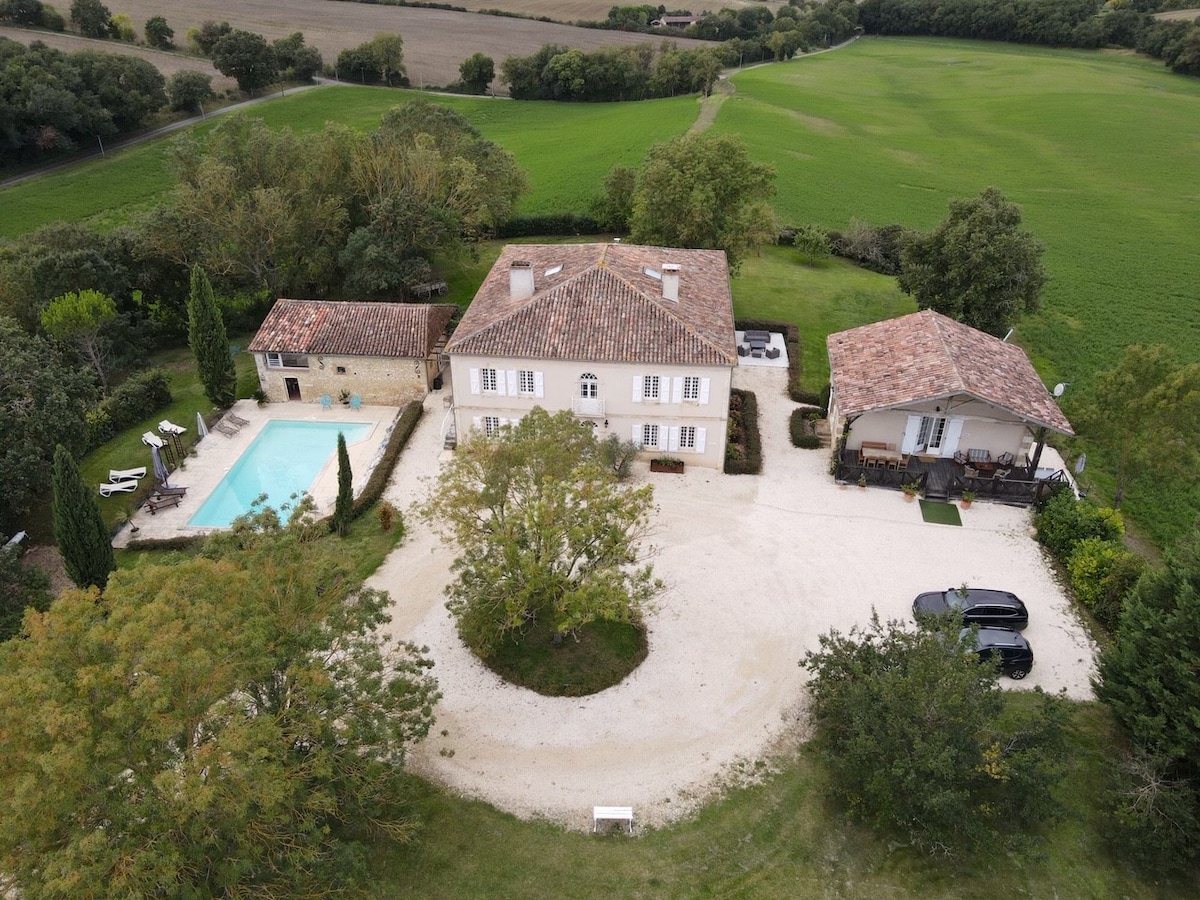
[858,0,1200,76]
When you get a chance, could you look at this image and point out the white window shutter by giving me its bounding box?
[472,416,482,430]
[941,418,965,457]
[499,417,509,427]
[668,426,680,451]
[672,377,683,403]
[901,415,922,454]
[534,371,544,398]
[469,368,480,395]
[660,373,671,402]
[632,424,642,446]
[695,427,706,454]
[699,378,710,405]
[632,377,642,403]
[505,370,517,396]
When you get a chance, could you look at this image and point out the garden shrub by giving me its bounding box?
[1067,538,1145,632]
[599,433,639,480]
[1034,489,1124,561]
[790,408,820,449]
[87,368,173,448]
[725,388,761,474]
[350,401,422,521]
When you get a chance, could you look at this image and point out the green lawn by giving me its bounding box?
[370,701,1180,898]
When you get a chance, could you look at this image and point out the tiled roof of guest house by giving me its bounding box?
[444,243,737,367]
[826,309,1073,434]
[248,300,455,358]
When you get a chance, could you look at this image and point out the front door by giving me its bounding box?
[285,378,301,401]
[917,415,947,453]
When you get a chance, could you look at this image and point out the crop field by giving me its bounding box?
[90,0,710,89]
[719,37,1200,390]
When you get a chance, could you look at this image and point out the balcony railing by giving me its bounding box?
[571,397,605,417]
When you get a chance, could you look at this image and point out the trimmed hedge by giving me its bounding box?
[495,214,603,238]
[350,401,423,520]
[789,408,821,449]
[725,388,762,475]
[86,368,173,448]
[1034,489,1124,560]
[1066,537,1145,633]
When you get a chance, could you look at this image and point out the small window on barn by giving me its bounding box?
[643,267,662,280]
[336,366,346,375]
[545,264,563,276]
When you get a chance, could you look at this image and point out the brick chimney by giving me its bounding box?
[661,263,680,302]
[509,260,534,300]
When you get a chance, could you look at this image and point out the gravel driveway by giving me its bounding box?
[370,367,1097,830]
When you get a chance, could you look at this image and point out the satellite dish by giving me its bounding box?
[1074,453,1087,475]
[1053,383,1068,398]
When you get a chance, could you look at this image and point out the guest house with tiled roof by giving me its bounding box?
[249,299,455,405]
[445,243,737,469]
[826,310,1073,501]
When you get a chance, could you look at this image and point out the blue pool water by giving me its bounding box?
[189,420,372,527]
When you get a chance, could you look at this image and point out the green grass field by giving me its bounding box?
[0,88,699,238]
[721,38,1200,390]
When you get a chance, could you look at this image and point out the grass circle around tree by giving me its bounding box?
[481,616,648,697]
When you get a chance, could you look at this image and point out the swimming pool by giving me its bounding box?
[189,420,372,527]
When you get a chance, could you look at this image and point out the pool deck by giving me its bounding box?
[114,400,401,547]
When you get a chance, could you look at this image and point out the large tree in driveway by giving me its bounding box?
[421,408,662,656]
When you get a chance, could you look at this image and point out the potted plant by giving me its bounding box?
[119,508,139,535]
[650,455,685,474]
[338,389,351,406]
[960,489,976,509]
[857,473,868,489]
[901,480,920,501]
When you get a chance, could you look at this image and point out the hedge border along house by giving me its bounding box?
[444,243,736,469]
[249,300,456,405]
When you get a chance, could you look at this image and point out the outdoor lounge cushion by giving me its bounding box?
[99,480,138,497]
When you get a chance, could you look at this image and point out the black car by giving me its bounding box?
[964,626,1034,680]
[912,588,1029,630]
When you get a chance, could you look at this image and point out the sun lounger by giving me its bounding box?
[214,421,240,437]
[158,420,186,435]
[99,480,138,497]
[152,485,188,498]
[145,494,182,514]
[227,412,251,427]
[109,467,146,482]
[141,431,165,448]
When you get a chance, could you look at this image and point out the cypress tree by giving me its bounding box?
[52,444,115,590]
[187,265,237,408]
[332,432,353,537]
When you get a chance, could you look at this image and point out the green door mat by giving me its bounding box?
[919,499,962,526]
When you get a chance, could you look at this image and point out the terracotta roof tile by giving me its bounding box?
[826,310,1073,435]
[248,300,455,358]
[445,243,736,366]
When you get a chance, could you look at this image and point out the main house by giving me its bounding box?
[826,310,1073,498]
[248,299,455,405]
[444,243,737,469]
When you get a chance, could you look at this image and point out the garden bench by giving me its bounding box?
[145,494,182,515]
[593,806,634,834]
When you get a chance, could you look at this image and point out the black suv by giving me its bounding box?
[964,626,1034,680]
[912,588,1029,630]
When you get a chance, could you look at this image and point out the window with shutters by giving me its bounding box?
[641,423,659,449]
[481,368,498,393]
[483,416,500,437]
[643,375,660,401]
[679,426,696,450]
[518,370,535,396]
[266,352,309,369]
[682,376,700,402]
